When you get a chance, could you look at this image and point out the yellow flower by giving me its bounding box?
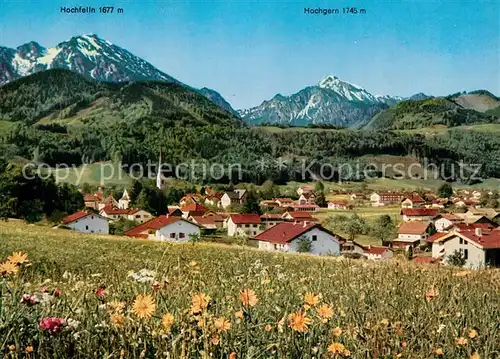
[332,326,343,337]
[161,313,175,332]
[111,314,125,327]
[107,300,126,314]
[0,261,18,276]
[214,317,231,333]
[327,342,345,354]
[132,294,156,319]
[7,252,29,265]
[343,349,351,357]
[288,310,312,332]
[25,346,34,353]
[470,352,480,359]
[468,328,478,339]
[234,310,244,320]
[317,304,334,321]
[265,324,272,332]
[304,292,320,308]
[240,289,258,307]
[190,293,210,314]
[434,348,443,355]
[455,337,468,345]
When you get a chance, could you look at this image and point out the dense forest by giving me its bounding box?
[0,69,499,183]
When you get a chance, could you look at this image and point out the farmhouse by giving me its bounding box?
[286,203,320,212]
[180,203,208,218]
[393,221,433,248]
[298,193,316,205]
[124,216,200,241]
[297,185,314,196]
[431,228,500,268]
[282,211,315,222]
[401,208,438,222]
[434,213,462,232]
[220,190,248,209]
[327,200,348,210]
[260,213,284,229]
[362,245,394,261]
[401,194,426,208]
[99,205,153,224]
[370,192,406,207]
[253,222,341,255]
[227,214,262,237]
[62,211,109,234]
[189,216,218,233]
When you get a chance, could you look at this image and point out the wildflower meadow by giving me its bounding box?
[0,221,498,358]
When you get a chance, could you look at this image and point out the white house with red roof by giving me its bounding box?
[401,208,438,222]
[327,200,348,210]
[362,245,394,261]
[282,211,316,222]
[227,214,262,237]
[99,205,153,224]
[124,215,200,241]
[297,185,314,196]
[253,222,341,255]
[401,194,426,208]
[430,228,500,268]
[62,211,109,234]
[434,213,462,232]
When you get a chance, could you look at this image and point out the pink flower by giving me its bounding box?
[21,294,40,306]
[39,317,66,333]
[152,281,160,292]
[53,288,62,297]
[95,286,107,299]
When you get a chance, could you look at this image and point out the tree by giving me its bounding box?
[447,250,466,267]
[296,236,312,253]
[343,214,368,241]
[314,181,325,193]
[371,214,396,245]
[437,183,453,198]
[242,190,261,214]
[315,192,327,208]
[129,180,143,205]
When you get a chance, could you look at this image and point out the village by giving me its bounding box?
[57,170,500,270]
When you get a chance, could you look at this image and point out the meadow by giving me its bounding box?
[0,221,499,358]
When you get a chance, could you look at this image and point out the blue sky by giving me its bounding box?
[1,0,499,109]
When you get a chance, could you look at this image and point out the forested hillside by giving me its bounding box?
[0,70,499,182]
[365,95,499,131]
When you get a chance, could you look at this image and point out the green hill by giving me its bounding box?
[0,69,241,128]
[364,94,499,131]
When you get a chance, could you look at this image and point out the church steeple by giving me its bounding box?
[156,149,163,190]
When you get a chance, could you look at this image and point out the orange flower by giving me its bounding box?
[211,335,220,345]
[7,252,29,265]
[234,310,244,320]
[304,292,320,308]
[343,349,351,357]
[265,324,272,332]
[25,346,34,353]
[470,352,480,359]
[229,353,236,359]
[190,293,210,314]
[288,310,311,332]
[161,313,175,332]
[110,314,125,327]
[317,304,334,321]
[332,326,342,337]
[240,289,258,307]
[214,317,231,333]
[455,337,468,345]
[132,294,156,319]
[327,342,345,354]
[434,348,443,356]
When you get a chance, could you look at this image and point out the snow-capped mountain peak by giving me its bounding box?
[317,74,377,103]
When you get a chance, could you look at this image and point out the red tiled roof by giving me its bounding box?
[401,208,438,217]
[403,194,425,203]
[229,214,261,224]
[254,222,324,244]
[124,215,182,237]
[100,205,130,215]
[285,211,314,219]
[273,198,294,203]
[84,194,100,202]
[190,216,216,227]
[363,245,392,255]
[260,213,283,220]
[454,230,500,249]
[328,200,347,205]
[62,211,91,224]
[180,203,208,213]
[398,221,430,235]
[426,232,448,243]
[454,222,497,231]
[299,185,314,191]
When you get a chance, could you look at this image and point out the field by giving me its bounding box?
[0,221,499,358]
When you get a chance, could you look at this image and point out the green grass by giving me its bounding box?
[0,221,498,358]
[51,161,133,186]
